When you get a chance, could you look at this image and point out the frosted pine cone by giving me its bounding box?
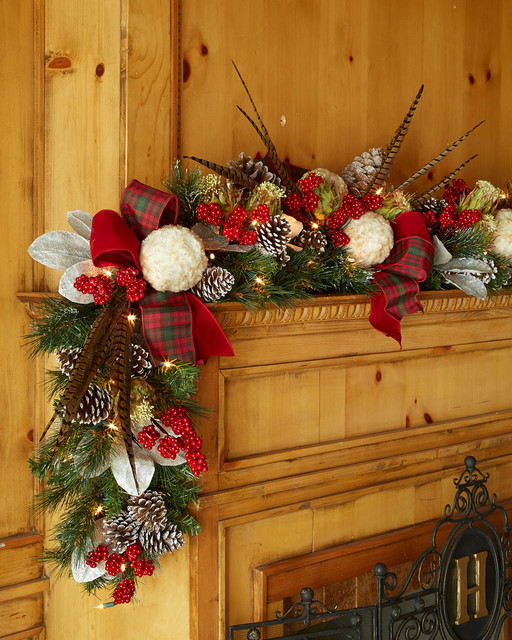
[73,384,112,424]
[138,523,185,556]
[190,266,235,302]
[342,147,388,198]
[256,215,292,257]
[227,152,281,187]
[132,344,152,377]
[417,197,447,216]
[275,250,290,269]
[56,347,81,376]
[103,513,141,554]
[127,490,167,533]
[294,229,328,255]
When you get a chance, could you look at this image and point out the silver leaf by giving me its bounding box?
[432,235,453,266]
[437,257,493,274]
[28,230,91,270]
[59,260,103,304]
[191,222,253,253]
[71,521,109,583]
[67,210,93,240]
[110,442,155,496]
[442,272,488,299]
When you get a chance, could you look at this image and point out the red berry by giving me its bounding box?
[331,229,350,248]
[227,206,248,225]
[439,204,457,229]
[249,204,270,224]
[137,425,159,449]
[124,542,142,562]
[74,274,113,305]
[342,194,366,220]
[362,194,384,211]
[105,553,124,577]
[239,230,258,245]
[222,224,242,242]
[422,210,437,228]
[455,208,481,229]
[112,578,136,605]
[157,435,180,459]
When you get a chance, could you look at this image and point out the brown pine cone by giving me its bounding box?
[190,266,235,302]
[73,384,112,424]
[256,215,292,257]
[295,229,328,255]
[342,147,388,198]
[227,152,281,187]
[138,523,185,556]
[56,347,81,376]
[132,344,152,377]
[127,490,167,533]
[103,513,141,554]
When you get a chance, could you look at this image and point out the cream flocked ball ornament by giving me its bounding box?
[491,209,512,260]
[344,212,394,268]
[139,225,208,292]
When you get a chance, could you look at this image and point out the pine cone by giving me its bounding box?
[275,250,290,269]
[190,266,235,302]
[227,152,281,187]
[256,215,292,257]
[127,490,167,533]
[103,513,141,554]
[73,384,112,424]
[417,197,447,215]
[342,147,388,198]
[295,229,328,255]
[56,347,81,376]
[132,344,152,377]
[138,523,185,556]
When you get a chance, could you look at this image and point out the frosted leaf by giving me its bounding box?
[67,210,93,240]
[110,443,155,496]
[28,230,91,270]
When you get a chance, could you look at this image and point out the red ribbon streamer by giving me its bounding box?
[369,211,434,346]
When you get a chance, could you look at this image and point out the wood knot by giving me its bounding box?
[200,44,208,56]
[95,63,105,78]
[468,74,475,85]
[183,58,191,83]
[424,412,433,424]
[375,370,382,382]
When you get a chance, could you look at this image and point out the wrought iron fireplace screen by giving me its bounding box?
[228,456,512,640]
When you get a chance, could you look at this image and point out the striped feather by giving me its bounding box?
[115,314,139,493]
[397,121,484,190]
[412,155,478,205]
[184,155,258,191]
[43,290,128,464]
[368,85,424,194]
[232,61,297,193]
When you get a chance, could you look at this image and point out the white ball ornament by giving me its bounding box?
[491,209,512,260]
[139,225,208,293]
[344,212,394,268]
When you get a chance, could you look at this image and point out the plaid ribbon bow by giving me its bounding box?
[369,211,434,346]
[90,179,234,365]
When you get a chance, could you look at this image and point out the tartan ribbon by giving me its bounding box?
[90,179,234,365]
[369,211,434,346]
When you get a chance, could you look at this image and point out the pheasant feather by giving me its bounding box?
[412,155,478,205]
[232,61,297,193]
[397,121,484,190]
[368,85,424,194]
[114,314,139,493]
[184,155,258,191]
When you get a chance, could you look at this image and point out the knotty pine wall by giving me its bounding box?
[2,1,512,639]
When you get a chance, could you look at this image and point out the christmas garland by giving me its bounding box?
[26,73,512,607]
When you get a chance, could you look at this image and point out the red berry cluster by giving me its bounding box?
[428,203,481,231]
[137,424,159,449]
[326,193,383,247]
[197,202,223,225]
[159,407,208,476]
[116,267,147,302]
[298,173,323,213]
[74,274,113,305]
[105,552,125,576]
[220,206,258,245]
[157,435,180,458]
[124,542,143,562]
[250,204,271,224]
[444,179,470,205]
[85,544,109,568]
[113,579,136,605]
[134,558,154,577]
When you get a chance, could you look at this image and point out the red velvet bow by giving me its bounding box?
[369,211,434,346]
[90,179,234,365]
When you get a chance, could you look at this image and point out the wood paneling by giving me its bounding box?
[181,0,512,192]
